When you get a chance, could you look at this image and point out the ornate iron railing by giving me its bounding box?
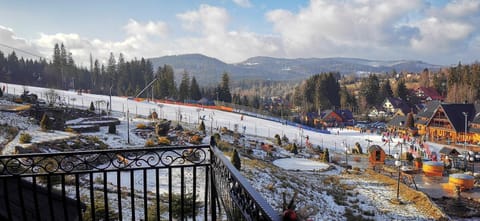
[0,145,281,221]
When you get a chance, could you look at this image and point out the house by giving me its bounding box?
[415,103,475,143]
[414,87,444,102]
[382,97,411,116]
[319,109,355,127]
[368,106,387,118]
[319,110,342,127]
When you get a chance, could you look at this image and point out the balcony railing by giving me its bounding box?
[0,145,281,221]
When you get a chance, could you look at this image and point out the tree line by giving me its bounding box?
[0,44,233,102]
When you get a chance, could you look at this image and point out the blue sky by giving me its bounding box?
[0,0,479,66]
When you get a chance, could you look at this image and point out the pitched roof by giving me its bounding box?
[438,147,460,156]
[417,87,444,100]
[440,103,475,132]
[385,97,412,114]
[415,100,441,125]
[335,109,354,121]
[387,115,407,127]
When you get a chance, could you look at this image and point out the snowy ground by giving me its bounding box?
[0,82,457,220]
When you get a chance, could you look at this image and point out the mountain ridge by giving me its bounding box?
[148,54,442,85]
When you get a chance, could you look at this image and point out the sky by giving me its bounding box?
[0,0,479,66]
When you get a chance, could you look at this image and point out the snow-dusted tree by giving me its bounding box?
[44,88,58,106]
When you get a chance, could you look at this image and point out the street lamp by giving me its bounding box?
[344,142,348,168]
[470,156,475,174]
[394,153,402,202]
[463,112,468,154]
[463,112,468,171]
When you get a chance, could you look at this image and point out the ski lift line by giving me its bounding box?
[135,78,158,98]
[0,42,49,61]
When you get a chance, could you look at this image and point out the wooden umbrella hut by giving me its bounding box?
[368,145,386,167]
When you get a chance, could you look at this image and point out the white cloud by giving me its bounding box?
[2,1,479,67]
[123,19,168,37]
[233,0,252,8]
[443,0,480,17]
[177,4,229,35]
[0,26,42,59]
[173,4,281,62]
[409,17,474,52]
[265,0,480,64]
[266,0,424,58]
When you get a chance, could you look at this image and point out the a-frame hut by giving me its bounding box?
[368,145,386,167]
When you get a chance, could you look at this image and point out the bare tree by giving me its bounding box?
[44,88,59,107]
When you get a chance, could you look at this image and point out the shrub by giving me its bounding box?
[213,133,221,142]
[282,134,289,143]
[274,134,281,145]
[89,101,95,112]
[83,194,119,221]
[145,139,156,147]
[189,135,203,144]
[199,120,206,133]
[39,113,50,131]
[19,132,32,143]
[136,123,147,129]
[157,193,200,219]
[322,148,330,162]
[157,136,171,145]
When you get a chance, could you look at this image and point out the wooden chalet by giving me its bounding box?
[414,102,475,144]
[318,109,355,127]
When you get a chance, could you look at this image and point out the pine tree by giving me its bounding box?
[218,72,232,102]
[360,74,380,106]
[89,101,95,112]
[323,148,330,162]
[231,149,241,170]
[394,79,408,101]
[378,80,393,103]
[189,76,202,100]
[178,71,190,101]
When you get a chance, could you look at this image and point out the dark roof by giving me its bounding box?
[438,147,460,156]
[387,115,407,127]
[386,97,412,114]
[320,110,333,120]
[417,87,444,100]
[335,109,354,121]
[368,145,384,153]
[441,103,475,132]
[416,100,441,125]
